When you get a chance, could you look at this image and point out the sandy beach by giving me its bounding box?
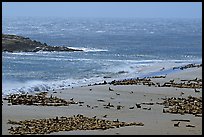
[2,66,202,135]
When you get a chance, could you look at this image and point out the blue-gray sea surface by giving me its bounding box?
[2,17,202,95]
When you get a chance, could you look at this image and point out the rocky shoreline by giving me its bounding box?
[2,34,83,52]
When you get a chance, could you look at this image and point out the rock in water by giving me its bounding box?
[2,34,83,52]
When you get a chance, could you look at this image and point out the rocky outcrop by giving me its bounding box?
[2,34,83,52]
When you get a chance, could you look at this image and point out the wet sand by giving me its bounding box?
[2,67,202,135]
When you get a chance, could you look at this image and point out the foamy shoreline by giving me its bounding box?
[2,65,202,135]
[2,62,201,96]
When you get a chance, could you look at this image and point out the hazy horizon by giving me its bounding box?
[2,2,202,19]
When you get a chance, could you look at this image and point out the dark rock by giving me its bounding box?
[2,34,83,52]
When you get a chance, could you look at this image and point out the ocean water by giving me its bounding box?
[2,17,202,95]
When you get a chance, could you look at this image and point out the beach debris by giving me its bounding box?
[186,124,195,128]
[78,101,84,104]
[195,114,202,117]
[89,73,201,87]
[181,78,202,83]
[174,122,180,127]
[194,89,200,93]
[156,83,161,87]
[103,115,107,118]
[92,116,97,119]
[129,91,134,94]
[180,92,184,96]
[161,78,202,89]
[3,92,77,106]
[116,105,124,110]
[110,78,156,87]
[103,76,111,78]
[142,107,151,110]
[87,81,108,86]
[173,63,202,70]
[171,119,190,122]
[103,102,114,109]
[116,93,120,95]
[105,102,114,107]
[109,87,114,91]
[104,106,110,109]
[129,106,134,109]
[160,96,202,116]
[113,118,119,122]
[97,99,105,102]
[148,75,166,78]
[7,114,144,135]
[160,67,165,71]
[136,103,141,108]
[169,79,175,83]
[141,102,154,105]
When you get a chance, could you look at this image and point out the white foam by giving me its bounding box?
[68,47,108,52]
[96,30,106,33]
[2,59,201,96]
[99,59,201,79]
[10,52,35,56]
[2,77,107,96]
